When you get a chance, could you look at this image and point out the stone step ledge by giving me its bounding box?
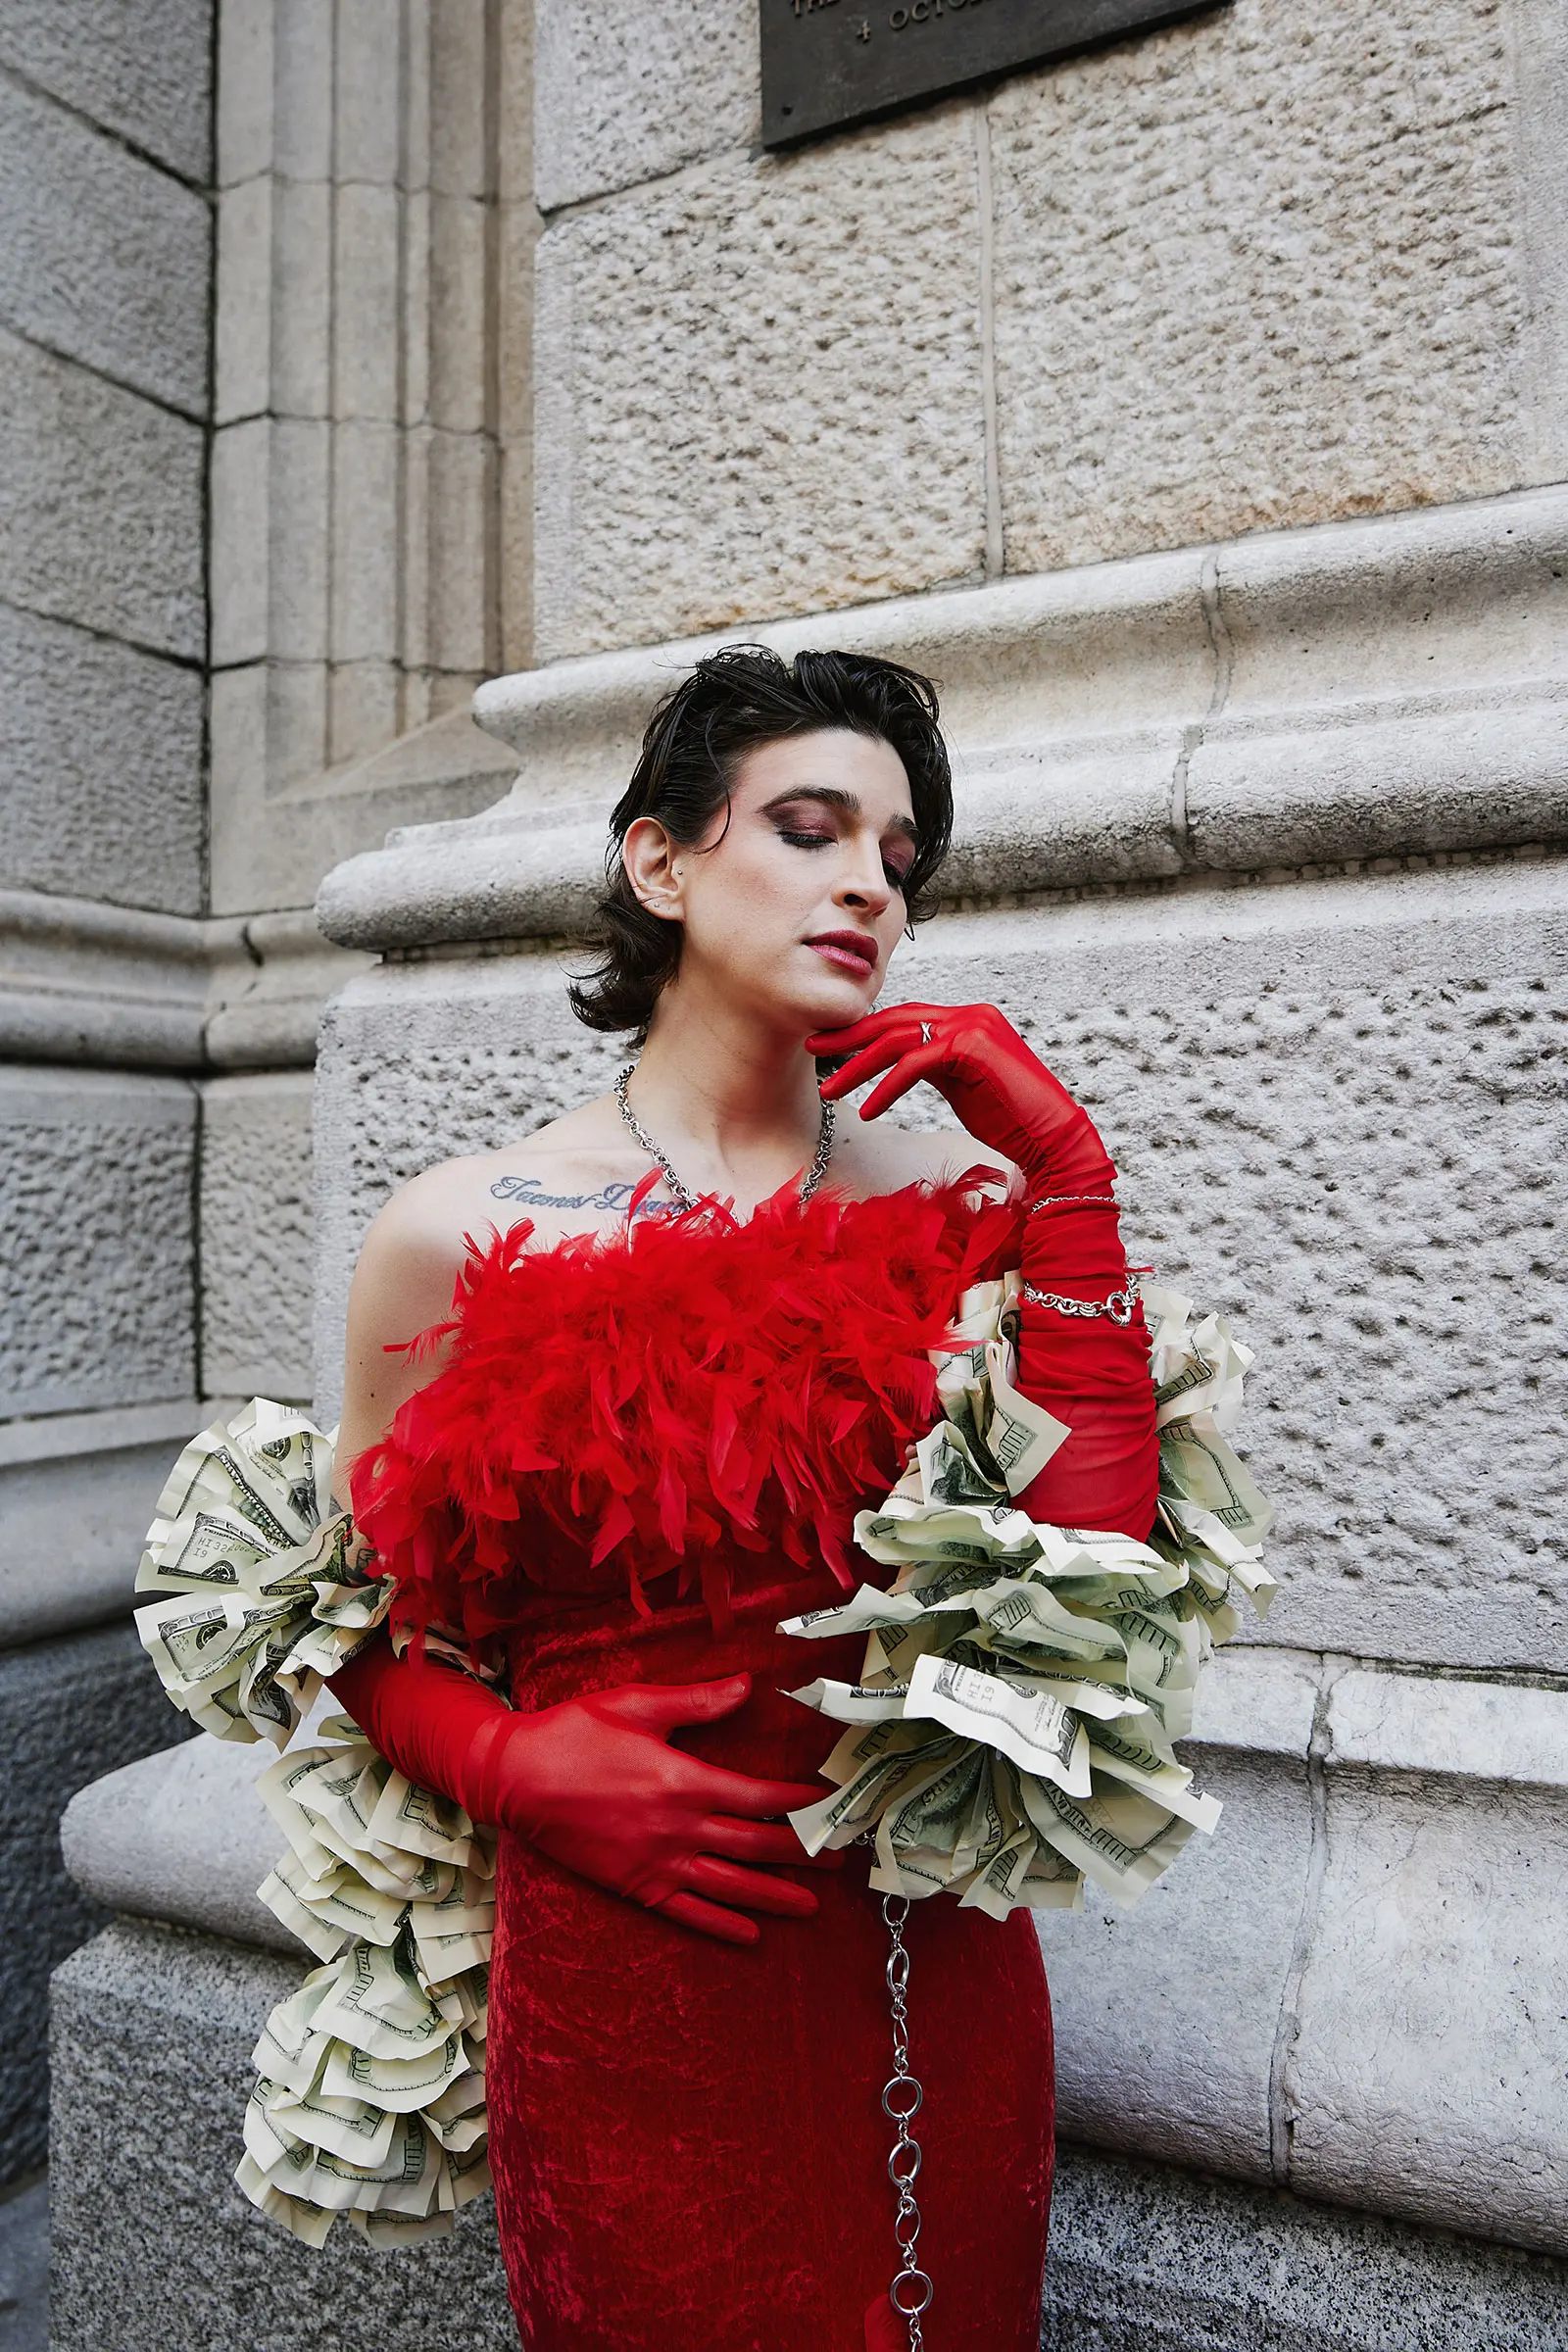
[0,1399,241,1649]
[316,486,1568,953]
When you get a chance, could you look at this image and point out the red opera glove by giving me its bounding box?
[328,1640,835,1946]
[808,1001,1115,1198]
[810,1003,1158,1542]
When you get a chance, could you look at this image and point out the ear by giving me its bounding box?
[621,815,685,921]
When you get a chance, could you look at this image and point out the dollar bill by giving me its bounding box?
[785,1679,911,1723]
[904,1654,1093,1798]
[309,1937,456,2063]
[1159,1415,1274,1546]
[982,1336,1070,1494]
[1017,1773,1198,1908]
[321,2029,469,2116]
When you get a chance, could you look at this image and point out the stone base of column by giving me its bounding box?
[52,1914,1568,2352]
[48,1919,516,2352]
[0,1626,188,2188]
[1046,2147,1568,2352]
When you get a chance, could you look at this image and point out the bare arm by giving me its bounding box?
[332,1175,476,1506]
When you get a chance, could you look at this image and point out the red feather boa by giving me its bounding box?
[352,1180,1018,1647]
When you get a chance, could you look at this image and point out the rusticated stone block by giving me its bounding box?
[1288,1674,1568,2254]
[533,114,987,662]
[0,0,214,180]
[1045,2146,1568,2351]
[1038,1653,1318,2185]
[199,1071,315,1403]
[0,1625,189,2185]
[50,1921,515,2352]
[991,0,1531,574]
[0,328,204,661]
[0,606,203,914]
[0,1066,195,1419]
[0,75,210,416]
[534,0,757,212]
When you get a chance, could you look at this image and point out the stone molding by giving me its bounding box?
[0,887,369,1071]
[208,0,535,913]
[317,484,1568,952]
[61,1733,302,1959]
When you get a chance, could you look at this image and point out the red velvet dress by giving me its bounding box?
[359,1184,1055,2351]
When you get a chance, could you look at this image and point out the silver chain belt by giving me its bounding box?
[881,1895,932,2347]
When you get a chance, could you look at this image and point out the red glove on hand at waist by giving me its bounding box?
[327,1642,836,1946]
[811,1003,1158,1543]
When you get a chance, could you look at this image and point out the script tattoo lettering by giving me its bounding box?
[489,1175,646,1212]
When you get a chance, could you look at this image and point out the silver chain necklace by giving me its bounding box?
[613,1064,836,1213]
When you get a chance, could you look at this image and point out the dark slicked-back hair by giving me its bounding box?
[569,644,954,1039]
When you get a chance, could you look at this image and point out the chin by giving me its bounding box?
[714,943,881,1035]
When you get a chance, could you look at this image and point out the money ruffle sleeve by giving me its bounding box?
[781,1273,1276,1914]
[134,1399,499,2247]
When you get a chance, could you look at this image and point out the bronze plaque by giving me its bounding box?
[760,0,1226,148]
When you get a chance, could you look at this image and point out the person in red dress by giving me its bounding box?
[326,648,1157,2350]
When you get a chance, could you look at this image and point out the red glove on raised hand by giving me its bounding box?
[809,1003,1158,1543]
[808,1001,1115,1199]
[328,1642,835,1946]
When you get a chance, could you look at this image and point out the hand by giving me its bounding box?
[486,1673,838,1946]
[808,1002,1114,1197]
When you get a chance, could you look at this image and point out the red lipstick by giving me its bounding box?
[807,931,879,974]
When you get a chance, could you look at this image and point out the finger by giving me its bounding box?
[700,1817,847,1870]
[616,1675,752,1734]
[684,1854,819,1917]
[656,1890,760,1946]
[858,1044,946,1122]
[813,1027,922,1104]
[682,1764,832,1820]
[805,1005,915,1057]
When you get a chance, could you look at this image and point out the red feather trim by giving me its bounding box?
[352,1179,1018,1648]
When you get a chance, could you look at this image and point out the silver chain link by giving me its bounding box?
[1021,1276,1139,1327]
[613,1064,835,1213]
[881,1895,932,2348]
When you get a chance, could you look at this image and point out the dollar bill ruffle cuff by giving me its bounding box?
[134,1400,498,2246]
[779,1273,1275,1916]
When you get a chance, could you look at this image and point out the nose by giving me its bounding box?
[835,828,893,914]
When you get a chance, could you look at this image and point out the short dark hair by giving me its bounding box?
[568,644,954,1039]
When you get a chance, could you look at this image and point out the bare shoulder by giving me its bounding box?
[833,1111,1013,1201]
[354,1094,650,1296]
[335,1096,646,1474]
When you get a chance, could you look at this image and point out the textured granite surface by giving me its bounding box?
[0,1625,189,2184]
[50,1922,515,2352]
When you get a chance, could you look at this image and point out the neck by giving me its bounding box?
[627,984,825,1202]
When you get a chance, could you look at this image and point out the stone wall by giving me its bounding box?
[36,0,1568,2341]
[0,0,219,2183]
[527,0,1568,662]
[0,0,529,2198]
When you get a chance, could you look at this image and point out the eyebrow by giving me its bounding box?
[759,784,920,846]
